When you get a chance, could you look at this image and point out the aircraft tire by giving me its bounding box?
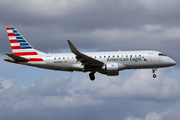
[153,74,156,78]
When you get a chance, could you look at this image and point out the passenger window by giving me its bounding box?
[121,55,123,57]
[135,55,137,57]
[126,55,128,57]
[108,56,110,58]
[104,56,106,58]
[63,57,65,59]
[67,57,69,59]
[59,57,61,59]
[94,56,96,58]
[130,55,132,57]
[72,57,74,59]
[100,56,101,58]
[117,55,119,57]
[139,55,141,57]
[54,58,56,60]
[113,55,115,58]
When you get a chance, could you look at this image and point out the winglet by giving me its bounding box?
[67,40,79,54]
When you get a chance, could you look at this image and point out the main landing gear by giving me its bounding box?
[89,72,95,81]
[152,68,157,78]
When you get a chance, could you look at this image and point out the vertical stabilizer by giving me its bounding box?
[6,27,46,57]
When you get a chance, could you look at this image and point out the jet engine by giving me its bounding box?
[101,63,126,76]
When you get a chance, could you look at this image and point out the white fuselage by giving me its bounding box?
[20,50,176,73]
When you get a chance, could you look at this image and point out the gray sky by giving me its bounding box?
[0,0,180,120]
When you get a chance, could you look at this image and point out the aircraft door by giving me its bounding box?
[45,56,51,65]
[148,53,154,62]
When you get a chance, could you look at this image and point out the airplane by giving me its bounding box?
[4,27,176,81]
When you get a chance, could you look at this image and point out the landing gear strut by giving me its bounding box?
[152,68,157,78]
[89,72,95,81]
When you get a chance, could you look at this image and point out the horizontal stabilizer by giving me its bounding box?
[5,53,29,61]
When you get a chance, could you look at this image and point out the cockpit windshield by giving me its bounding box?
[159,53,167,56]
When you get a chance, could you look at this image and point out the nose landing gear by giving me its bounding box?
[152,68,157,78]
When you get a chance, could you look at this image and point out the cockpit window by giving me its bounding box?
[159,53,167,56]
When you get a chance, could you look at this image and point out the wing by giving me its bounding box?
[67,40,104,69]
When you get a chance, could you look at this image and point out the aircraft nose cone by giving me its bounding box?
[169,59,176,66]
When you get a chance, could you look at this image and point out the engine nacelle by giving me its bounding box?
[102,63,126,76]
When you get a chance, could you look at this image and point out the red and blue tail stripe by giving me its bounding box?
[6,27,33,52]
[6,27,46,63]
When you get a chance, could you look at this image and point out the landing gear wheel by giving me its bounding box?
[89,72,95,81]
[152,68,157,78]
[153,74,156,78]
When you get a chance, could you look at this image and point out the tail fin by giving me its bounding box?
[6,27,46,56]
